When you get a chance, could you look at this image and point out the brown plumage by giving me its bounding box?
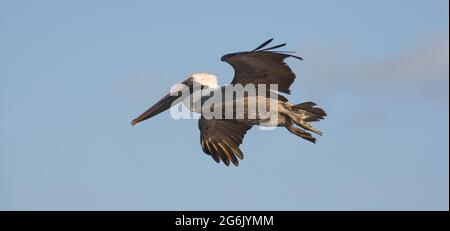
[196,39,325,166]
[222,40,302,94]
[199,118,252,166]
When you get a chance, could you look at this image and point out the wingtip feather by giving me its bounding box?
[252,38,274,52]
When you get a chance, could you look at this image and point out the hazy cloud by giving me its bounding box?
[299,34,449,101]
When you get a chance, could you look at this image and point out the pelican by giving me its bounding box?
[131,39,327,166]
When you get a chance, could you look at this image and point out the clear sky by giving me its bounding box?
[0,0,448,210]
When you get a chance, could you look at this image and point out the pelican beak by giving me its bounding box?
[131,92,181,126]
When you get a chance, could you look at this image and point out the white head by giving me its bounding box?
[191,73,220,89]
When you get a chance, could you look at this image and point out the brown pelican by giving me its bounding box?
[131,39,327,166]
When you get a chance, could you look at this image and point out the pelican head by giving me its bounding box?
[131,73,219,125]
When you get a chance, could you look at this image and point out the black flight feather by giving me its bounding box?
[259,43,286,51]
[252,38,274,52]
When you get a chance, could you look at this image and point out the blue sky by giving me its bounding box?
[0,0,448,210]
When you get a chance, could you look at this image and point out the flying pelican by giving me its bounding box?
[131,39,327,166]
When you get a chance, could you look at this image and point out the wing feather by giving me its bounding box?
[198,118,252,166]
[221,39,302,94]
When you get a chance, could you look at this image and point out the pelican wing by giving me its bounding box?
[198,118,253,166]
[221,38,302,94]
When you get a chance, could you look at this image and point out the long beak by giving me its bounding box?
[131,93,180,126]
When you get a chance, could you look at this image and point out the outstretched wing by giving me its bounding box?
[198,118,253,166]
[221,38,303,94]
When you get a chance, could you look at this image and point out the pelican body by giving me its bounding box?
[131,39,327,166]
